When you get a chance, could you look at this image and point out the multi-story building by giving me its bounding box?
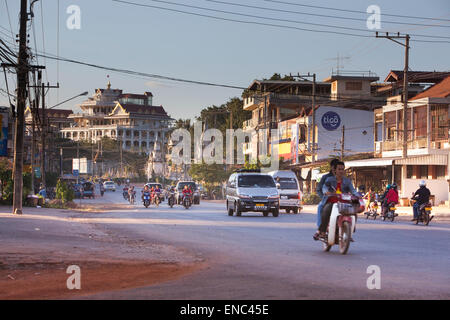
[346,73,450,206]
[61,81,172,153]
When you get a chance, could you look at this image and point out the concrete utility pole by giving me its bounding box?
[376,32,410,159]
[12,0,29,215]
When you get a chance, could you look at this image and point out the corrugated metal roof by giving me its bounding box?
[394,154,448,166]
[345,157,399,168]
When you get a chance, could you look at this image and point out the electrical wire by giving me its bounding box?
[111,0,450,43]
[262,0,450,23]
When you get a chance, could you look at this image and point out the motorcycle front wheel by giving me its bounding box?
[339,221,351,255]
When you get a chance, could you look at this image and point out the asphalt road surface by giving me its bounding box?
[72,187,450,299]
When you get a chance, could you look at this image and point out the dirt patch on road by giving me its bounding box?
[0,259,203,300]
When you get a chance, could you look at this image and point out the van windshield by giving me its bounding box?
[238,175,275,188]
[275,177,298,190]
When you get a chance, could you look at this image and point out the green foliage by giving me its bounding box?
[0,158,32,204]
[302,193,321,205]
[189,162,229,193]
[55,179,74,203]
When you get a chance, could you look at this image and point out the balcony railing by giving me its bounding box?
[381,138,428,152]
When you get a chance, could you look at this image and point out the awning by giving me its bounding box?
[345,157,399,169]
[394,154,448,166]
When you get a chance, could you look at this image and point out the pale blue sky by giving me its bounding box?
[1,0,449,120]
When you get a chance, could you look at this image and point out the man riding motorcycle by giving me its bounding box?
[411,180,431,221]
[313,161,359,241]
[381,183,398,217]
[316,159,339,229]
[182,185,193,204]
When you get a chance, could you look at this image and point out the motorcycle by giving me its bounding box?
[152,191,161,207]
[382,202,397,222]
[182,194,192,210]
[364,201,379,220]
[142,191,151,208]
[167,190,176,208]
[319,193,364,255]
[123,188,129,201]
[414,201,433,226]
[129,191,136,205]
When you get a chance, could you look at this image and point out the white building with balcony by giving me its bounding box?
[61,81,172,153]
[346,75,450,206]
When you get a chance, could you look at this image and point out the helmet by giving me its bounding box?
[419,180,426,187]
[391,183,397,189]
[386,184,391,190]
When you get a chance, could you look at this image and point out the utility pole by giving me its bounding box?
[39,77,59,191]
[376,32,410,159]
[340,125,345,161]
[294,73,316,163]
[12,0,29,215]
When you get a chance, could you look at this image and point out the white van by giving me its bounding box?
[268,170,302,214]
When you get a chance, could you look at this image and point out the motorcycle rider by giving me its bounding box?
[128,185,136,202]
[363,187,376,213]
[316,158,340,229]
[411,180,431,221]
[314,161,359,240]
[381,183,399,217]
[142,185,150,201]
[182,185,193,204]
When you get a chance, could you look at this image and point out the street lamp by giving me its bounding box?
[48,91,89,110]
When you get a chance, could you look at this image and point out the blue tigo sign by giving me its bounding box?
[321,111,341,131]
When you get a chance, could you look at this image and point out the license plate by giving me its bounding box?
[425,208,432,211]
[255,203,265,207]
[391,208,397,210]
[281,196,288,200]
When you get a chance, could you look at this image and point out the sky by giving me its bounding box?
[0,0,449,120]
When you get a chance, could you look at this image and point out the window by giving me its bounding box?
[238,175,276,188]
[413,106,427,138]
[420,165,428,179]
[384,111,396,141]
[431,104,448,142]
[436,166,446,179]
[407,166,413,179]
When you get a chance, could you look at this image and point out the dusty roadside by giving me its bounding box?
[0,205,205,300]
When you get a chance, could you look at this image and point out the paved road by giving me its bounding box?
[75,188,450,299]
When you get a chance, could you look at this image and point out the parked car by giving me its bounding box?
[226,169,280,217]
[175,181,200,204]
[103,181,116,192]
[267,170,302,214]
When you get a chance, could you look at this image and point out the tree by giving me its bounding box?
[189,162,229,195]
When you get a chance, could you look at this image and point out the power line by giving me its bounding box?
[111,0,450,43]
[262,0,450,23]
[138,0,450,39]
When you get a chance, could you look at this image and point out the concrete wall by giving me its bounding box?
[316,106,374,160]
[403,178,449,206]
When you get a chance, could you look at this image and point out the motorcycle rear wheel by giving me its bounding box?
[423,212,430,226]
[339,221,351,255]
